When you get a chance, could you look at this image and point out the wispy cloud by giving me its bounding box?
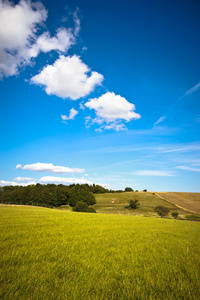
[133,170,174,176]
[179,82,200,99]
[154,81,200,126]
[176,166,200,172]
[153,116,166,126]
[158,144,200,153]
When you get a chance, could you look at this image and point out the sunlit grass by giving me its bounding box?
[0,206,199,299]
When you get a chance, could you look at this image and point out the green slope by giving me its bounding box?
[93,191,188,217]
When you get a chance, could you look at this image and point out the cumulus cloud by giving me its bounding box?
[28,28,75,58]
[31,55,104,100]
[133,170,174,176]
[16,162,84,174]
[85,92,141,131]
[61,108,78,121]
[39,176,93,185]
[0,0,47,78]
[0,0,80,78]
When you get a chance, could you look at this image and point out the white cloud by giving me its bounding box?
[61,108,78,121]
[13,177,35,182]
[179,82,200,99]
[0,180,36,187]
[0,0,47,78]
[16,162,84,174]
[154,116,166,126]
[31,55,104,100]
[0,0,81,78]
[39,176,93,185]
[29,28,75,58]
[176,166,200,172]
[133,170,174,176]
[85,92,141,131]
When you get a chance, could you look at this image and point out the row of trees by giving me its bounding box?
[0,184,98,208]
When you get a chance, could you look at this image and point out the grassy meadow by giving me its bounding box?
[0,205,200,299]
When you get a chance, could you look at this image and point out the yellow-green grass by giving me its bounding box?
[93,192,188,217]
[0,206,200,299]
[156,192,200,215]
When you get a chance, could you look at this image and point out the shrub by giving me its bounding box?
[72,201,96,213]
[154,206,170,218]
[171,212,179,219]
[185,215,200,222]
[128,199,140,209]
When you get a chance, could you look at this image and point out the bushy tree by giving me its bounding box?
[128,199,140,209]
[68,185,96,207]
[154,206,170,218]
[91,184,109,194]
[171,212,179,219]
[125,187,133,192]
[72,201,96,213]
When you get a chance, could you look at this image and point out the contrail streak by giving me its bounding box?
[154,81,200,126]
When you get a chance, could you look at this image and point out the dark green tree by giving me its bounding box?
[125,187,133,192]
[128,199,140,209]
[171,212,179,219]
[154,206,170,218]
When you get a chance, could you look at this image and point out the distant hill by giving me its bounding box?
[156,192,200,214]
[93,191,200,218]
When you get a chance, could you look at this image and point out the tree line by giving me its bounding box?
[0,183,109,208]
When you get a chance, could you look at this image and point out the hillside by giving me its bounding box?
[93,191,198,218]
[156,192,200,214]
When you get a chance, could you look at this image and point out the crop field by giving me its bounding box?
[0,206,200,299]
[93,191,190,218]
[156,192,200,214]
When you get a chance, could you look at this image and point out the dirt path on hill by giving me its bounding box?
[156,192,200,214]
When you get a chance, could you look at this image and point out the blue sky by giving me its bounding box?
[0,0,200,191]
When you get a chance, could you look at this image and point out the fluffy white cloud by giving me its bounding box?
[31,55,104,100]
[0,0,47,77]
[133,170,174,176]
[0,0,80,78]
[16,162,84,174]
[39,176,93,185]
[85,92,141,131]
[61,108,78,121]
[28,28,75,58]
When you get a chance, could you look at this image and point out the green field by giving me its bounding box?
[0,205,200,299]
